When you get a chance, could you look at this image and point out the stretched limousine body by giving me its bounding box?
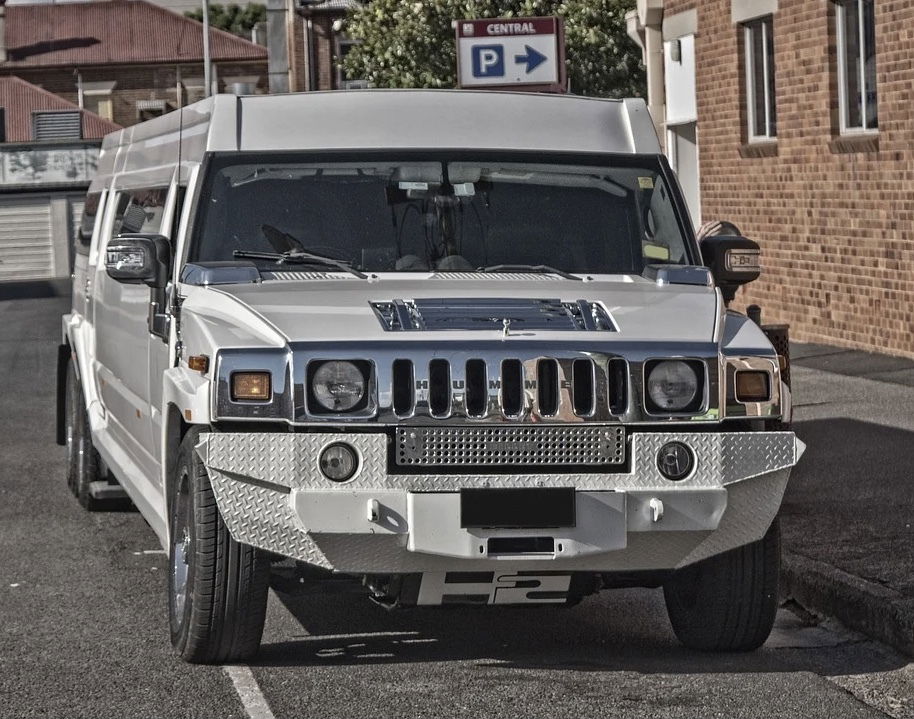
[58,90,803,663]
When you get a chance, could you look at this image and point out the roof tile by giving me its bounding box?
[3,0,267,68]
[0,75,122,141]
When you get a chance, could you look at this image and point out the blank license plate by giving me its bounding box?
[460,488,576,529]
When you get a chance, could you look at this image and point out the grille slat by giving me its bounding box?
[537,359,560,416]
[395,426,625,467]
[428,359,451,417]
[392,359,414,416]
[573,359,595,416]
[465,359,487,417]
[500,359,523,417]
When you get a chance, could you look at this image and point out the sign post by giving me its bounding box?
[455,17,566,93]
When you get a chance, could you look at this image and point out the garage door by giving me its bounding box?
[0,196,53,281]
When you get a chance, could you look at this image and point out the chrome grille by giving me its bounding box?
[395,426,626,467]
[387,355,627,421]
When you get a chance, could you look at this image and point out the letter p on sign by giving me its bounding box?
[472,45,504,78]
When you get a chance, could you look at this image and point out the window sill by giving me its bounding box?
[828,133,879,154]
[739,141,778,158]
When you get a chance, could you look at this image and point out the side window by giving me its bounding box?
[75,191,102,256]
[110,187,169,239]
[641,176,688,265]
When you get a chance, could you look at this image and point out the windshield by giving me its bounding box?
[191,154,693,275]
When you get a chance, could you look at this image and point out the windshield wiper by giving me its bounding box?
[477,264,583,281]
[233,249,368,279]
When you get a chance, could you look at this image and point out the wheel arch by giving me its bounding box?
[161,365,211,547]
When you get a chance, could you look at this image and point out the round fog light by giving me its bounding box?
[657,441,694,481]
[319,443,358,483]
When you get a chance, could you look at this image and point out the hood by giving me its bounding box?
[183,275,722,347]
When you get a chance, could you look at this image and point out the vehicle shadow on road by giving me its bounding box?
[255,580,905,677]
[784,418,914,598]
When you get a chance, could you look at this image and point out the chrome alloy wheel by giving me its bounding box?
[171,474,192,619]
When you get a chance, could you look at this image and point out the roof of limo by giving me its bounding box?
[94,90,662,187]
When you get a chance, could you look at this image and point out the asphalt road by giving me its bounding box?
[1,296,911,719]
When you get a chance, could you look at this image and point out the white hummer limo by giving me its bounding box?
[58,90,803,663]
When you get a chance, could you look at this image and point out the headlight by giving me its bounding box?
[646,360,699,412]
[311,360,367,412]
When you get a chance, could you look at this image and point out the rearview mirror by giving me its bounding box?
[105,234,170,288]
[699,235,760,304]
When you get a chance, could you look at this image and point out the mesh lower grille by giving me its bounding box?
[395,426,625,467]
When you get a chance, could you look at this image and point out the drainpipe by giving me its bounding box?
[297,1,323,92]
[202,0,212,96]
[0,0,7,65]
[266,0,290,93]
[636,0,666,142]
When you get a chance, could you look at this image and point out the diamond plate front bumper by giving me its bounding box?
[196,430,804,572]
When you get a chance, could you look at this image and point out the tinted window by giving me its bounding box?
[192,156,692,275]
[75,191,101,256]
[110,187,169,240]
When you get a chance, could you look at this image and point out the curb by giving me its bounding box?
[783,551,914,657]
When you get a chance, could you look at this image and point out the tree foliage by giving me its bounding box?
[342,0,645,98]
[185,3,266,38]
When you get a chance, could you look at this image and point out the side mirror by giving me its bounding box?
[105,234,170,288]
[699,235,760,304]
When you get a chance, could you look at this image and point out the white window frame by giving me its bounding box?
[335,37,369,90]
[836,0,878,135]
[744,17,776,143]
[79,81,116,123]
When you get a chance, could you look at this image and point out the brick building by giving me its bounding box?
[0,0,267,283]
[0,0,267,131]
[627,0,914,356]
[267,0,363,93]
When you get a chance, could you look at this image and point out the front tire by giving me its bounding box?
[168,428,270,664]
[664,519,781,651]
[64,361,104,510]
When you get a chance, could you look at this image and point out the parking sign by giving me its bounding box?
[456,17,566,92]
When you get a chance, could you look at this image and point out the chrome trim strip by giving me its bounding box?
[211,340,782,425]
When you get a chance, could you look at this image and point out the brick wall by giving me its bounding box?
[664,0,914,356]
[287,11,343,91]
[4,60,267,129]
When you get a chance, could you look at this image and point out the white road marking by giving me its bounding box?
[132,549,167,555]
[223,665,276,719]
[294,630,419,642]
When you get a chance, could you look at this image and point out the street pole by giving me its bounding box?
[202,0,212,97]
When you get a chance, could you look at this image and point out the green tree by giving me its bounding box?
[185,3,267,38]
[342,0,645,97]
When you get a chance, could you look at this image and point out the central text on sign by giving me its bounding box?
[486,22,536,35]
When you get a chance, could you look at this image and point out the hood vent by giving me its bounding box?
[370,298,616,332]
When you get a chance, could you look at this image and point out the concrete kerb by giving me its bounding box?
[783,551,914,657]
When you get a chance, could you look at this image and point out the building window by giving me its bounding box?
[81,81,116,122]
[335,37,368,90]
[0,108,5,143]
[136,99,169,123]
[836,0,877,133]
[743,16,776,142]
[180,78,207,106]
[32,111,82,141]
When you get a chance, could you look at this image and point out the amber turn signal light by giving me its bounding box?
[735,370,770,403]
[188,355,209,373]
[231,372,271,401]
